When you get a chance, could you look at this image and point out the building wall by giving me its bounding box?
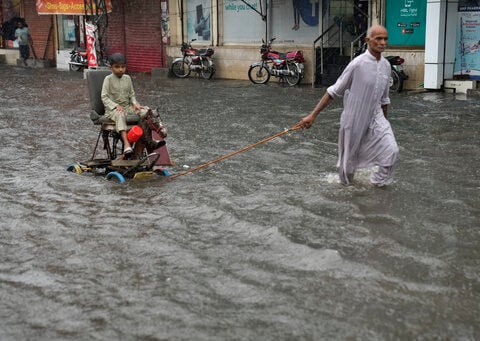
[6,0,426,89]
[166,44,425,90]
[386,48,425,90]
[107,0,166,72]
[166,0,425,90]
[107,1,127,54]
[23,0,55,61]
[7,0,166,70]
[167,44,316,83]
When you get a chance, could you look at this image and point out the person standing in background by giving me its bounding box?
[15,20,31,66]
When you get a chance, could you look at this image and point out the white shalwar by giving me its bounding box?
[327,49,399,186]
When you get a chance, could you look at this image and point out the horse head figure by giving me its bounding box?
[139,108,168,152]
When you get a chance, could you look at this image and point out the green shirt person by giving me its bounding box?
[15,21,31,65]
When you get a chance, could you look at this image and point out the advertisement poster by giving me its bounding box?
[454,1,480,79]
[269,0,322,44]
[385,0,426,46]
[187,0,211,42]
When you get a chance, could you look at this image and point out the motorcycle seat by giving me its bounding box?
[197,48,214,56]
[86,70,140,126]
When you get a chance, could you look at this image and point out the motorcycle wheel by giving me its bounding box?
[285,64,301,86]
[390,69,403,93]
[69,55,83,72]
[171,60,191,78]
[201,65,214,80]
[248,65,270,84]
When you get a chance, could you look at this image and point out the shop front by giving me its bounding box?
[1,0,168,71]
[35,0,112,70]
[50,0,169,72]
[0,0,55,65]
[165,0,378,84]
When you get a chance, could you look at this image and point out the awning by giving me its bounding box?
[36,0,112,15]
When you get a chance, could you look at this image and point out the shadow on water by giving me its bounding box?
[1,65,479,340]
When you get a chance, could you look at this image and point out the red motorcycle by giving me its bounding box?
[171,39,215,80]
[248,38,305,86]
[68,47,88,71]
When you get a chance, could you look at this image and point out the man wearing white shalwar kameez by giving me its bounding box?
[300,25,399,186]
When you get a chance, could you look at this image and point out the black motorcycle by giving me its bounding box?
[386,55,408,93]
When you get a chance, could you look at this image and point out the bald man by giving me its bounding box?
[300,25,399,186]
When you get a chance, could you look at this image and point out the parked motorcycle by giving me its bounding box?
[386,55,408,93]
[248,38,305,86]
[68,47,88,71]
[171,39,215,79]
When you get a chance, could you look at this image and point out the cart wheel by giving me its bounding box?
[106,171,125,183]
[66,163,83,174]
[155,168,170,176]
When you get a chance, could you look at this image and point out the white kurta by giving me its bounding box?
[327,50,399,185]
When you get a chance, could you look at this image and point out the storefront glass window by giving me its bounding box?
[57,15,84,50]
[454,0,480,79]
[222,0,264,44]
[222,0,325,45]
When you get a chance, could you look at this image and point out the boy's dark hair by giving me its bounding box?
[109,53,126,65]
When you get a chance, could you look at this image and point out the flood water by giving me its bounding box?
[1,64,479,340]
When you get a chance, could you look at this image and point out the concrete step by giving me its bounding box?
[444,79,478,94]
[16,58,53,68]
[0,48,19,65]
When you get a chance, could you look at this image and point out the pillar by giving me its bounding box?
[424,0,458,89]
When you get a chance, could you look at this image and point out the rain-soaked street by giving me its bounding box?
[1,64,479,340]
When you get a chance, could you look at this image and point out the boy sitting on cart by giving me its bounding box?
[101,53,164,156]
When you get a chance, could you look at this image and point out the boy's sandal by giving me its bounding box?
[124,147,133,154]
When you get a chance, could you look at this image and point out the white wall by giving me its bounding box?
[56,49,71,71]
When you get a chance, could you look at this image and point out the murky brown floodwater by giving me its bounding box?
[1,64,479,340]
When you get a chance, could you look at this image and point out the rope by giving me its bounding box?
[169,123,303,180]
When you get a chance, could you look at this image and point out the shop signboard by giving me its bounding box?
[36,0,112,15]
[454,1,480,79]
[385,0,426,46]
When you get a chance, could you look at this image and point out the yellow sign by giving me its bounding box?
[36,0,112,15]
